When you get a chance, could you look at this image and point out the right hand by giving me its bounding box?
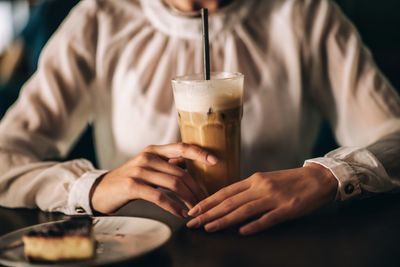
[90,143,218,217]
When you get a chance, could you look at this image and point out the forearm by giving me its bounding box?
[0,146,106,214]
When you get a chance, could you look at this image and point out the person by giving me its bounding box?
[0,0,400,235]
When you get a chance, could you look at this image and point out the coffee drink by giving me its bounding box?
[172,73,244,195]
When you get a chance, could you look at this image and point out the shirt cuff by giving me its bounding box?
[68,170,108,215]
[304,157,362,201]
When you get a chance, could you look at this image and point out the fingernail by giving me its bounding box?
[188,206,199,217]
[181,210,189,218]
[186,218,200,228]
[207,155,218,165]
[205,223,217,232]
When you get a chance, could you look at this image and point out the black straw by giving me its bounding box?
[201,8,210,80]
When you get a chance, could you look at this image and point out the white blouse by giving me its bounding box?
[0,0,399,215]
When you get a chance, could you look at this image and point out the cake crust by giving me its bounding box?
[23,217,95,262]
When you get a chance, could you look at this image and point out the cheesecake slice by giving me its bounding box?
[22,217,95,262]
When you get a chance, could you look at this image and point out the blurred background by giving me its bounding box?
[0,0,399,166]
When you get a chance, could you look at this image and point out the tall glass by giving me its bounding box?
[172,72,244,196]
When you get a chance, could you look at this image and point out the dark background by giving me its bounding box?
[0,0,399,166]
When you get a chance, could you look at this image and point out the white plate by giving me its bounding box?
[0,216,172,267]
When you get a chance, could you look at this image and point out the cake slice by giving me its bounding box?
[22,216,95,262]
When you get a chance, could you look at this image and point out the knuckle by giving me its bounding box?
[139,152,154,164]
[218,187,230,197]
[177,142,186,153]
[198,150,208,160]
[263,179,274,189]
[132,167,144,177]
[127,178,137,187]
[192,145,207,159]
[222,198,236,210]
[258,177,277,191]
[169,177,181,191]
[253,172,263,178]
[144,145,155,153]
[154,192,166,204]
[176,168,187,178]
[216,188,226,196]
[196,215,205,226]
[134,154,144,165]
[251,172,264,183]
[241,203,255,215]
[196,203,206,214]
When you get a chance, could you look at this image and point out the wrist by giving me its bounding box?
[68,169,108,215]
[304,163,338,201]
[89,172,107,215]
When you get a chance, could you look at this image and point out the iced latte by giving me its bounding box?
[172,72,244,195]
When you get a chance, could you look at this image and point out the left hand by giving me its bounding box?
[186,163,338,235]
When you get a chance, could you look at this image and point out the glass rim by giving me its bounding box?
[172,72,244,84]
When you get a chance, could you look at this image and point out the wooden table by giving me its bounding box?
[0,194,399,267]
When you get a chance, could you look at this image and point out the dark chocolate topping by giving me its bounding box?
[25,217,93,237]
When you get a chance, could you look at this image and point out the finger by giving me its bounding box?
[138,154,204,202]
[132,167,197,209]
[134,153,205,203]
[188,180,249,217]
[203,198,274,232]
[239,206,292,235]
[135,181,187,218]
[180,172,207,203]
[186,190,256,228]
[134,153,186,177]
[145,143,218,166]
[168,157,186,167]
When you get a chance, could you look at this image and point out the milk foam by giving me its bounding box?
[172,73,244,113]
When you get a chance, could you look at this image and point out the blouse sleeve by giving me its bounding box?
[302,0,400,200]
[0,0,107,214]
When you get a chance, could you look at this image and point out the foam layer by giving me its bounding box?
[172,73,244,113]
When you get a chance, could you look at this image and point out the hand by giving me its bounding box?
[91,143,218,217]
[186,163,338,235]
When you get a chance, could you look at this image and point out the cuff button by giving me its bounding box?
[344,183,355,194]
[75,207,85,214]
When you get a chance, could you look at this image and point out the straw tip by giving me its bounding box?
[201,7,210,80]
[201,8,208,18]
